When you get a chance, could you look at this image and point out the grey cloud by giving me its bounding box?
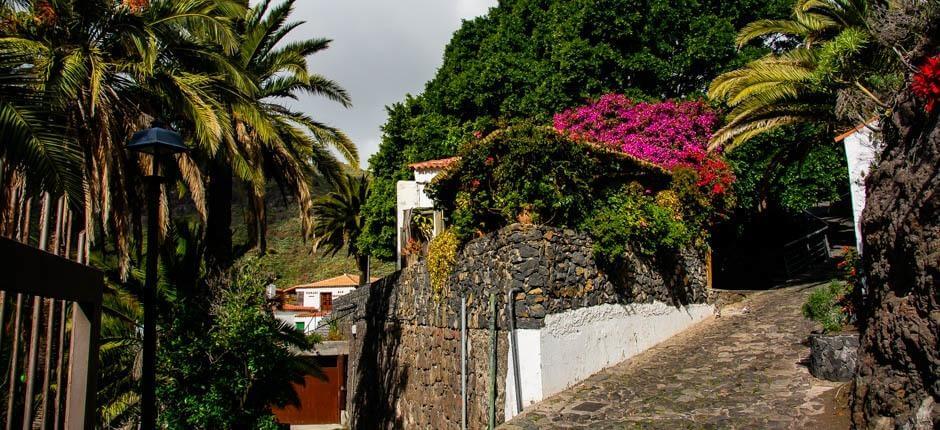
[278,0,496,168]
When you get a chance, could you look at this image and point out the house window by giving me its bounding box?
[320,292,333,312]
[295,321,305,332]
[295,291,303,306]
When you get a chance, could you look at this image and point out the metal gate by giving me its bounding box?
[1,192,103,429]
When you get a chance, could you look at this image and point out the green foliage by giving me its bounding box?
[802,281,852,334]
[727,124,848,214]
[427,123,667,241]
[361,0,792,257]
[585,185,693,263]
[159,258,315,429]
[234,182,395,288]
[312,173,370,263]
[427,228,459,301]
[811,27,870,89]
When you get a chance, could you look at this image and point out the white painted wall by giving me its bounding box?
[504,329,542,419]
[503,301,714,420]
[842,122,882,253]
[395,167,445,268]
[296,286,355,309]
[274,311,323,334]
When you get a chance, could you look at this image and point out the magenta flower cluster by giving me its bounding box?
[553,94,719,169]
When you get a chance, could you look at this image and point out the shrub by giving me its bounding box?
[428,122,668,241]
[584,184,693,263]
[427,228,459,301]
[802,282,852,333]
[553,95,718,168]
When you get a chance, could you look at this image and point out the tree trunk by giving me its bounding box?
[357,254,370,286]
[851,91,939,428]
[206,159,233,272]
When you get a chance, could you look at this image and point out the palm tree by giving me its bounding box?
[311,173,371,284]
[0,0,244,272]
[204,0,356,269]
[707,0,872,150]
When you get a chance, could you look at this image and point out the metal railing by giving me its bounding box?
[0,191,103,430]
[782,211,832,278]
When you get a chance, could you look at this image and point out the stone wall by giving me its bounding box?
[337,223,710,429]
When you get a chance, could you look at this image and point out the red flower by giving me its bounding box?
[912,55,940,113]
[470,179,481,189]
[485,156,495,166]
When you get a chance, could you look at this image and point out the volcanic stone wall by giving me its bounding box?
[337,223,709,429]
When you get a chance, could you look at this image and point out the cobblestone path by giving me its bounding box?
[501,282,850,429]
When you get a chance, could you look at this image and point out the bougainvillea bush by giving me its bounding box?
[553,94,719,168]
[553,94,736,260]
[429,113,736,264]
[553,94,734,204]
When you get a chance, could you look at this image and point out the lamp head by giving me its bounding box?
[127,120,188,155]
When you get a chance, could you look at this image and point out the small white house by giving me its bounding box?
[396,157,458,268]
[835,117,882,253]
[275,274,376,333]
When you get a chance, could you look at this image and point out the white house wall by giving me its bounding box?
[504,329,542,419]
[842,123,881,252]
[297,286,355,309]
[503,301,713,421]
[396,178,439,268]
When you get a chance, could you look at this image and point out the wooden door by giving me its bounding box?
[272,355,344,424]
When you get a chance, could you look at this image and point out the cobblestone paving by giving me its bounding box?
[501,282,849,429]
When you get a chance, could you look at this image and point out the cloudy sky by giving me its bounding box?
[280,0,498,168]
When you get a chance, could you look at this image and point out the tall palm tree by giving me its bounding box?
[204,0,356,269]
[311,173,370,284]
[707,0,872,150]
[0,0,245,272]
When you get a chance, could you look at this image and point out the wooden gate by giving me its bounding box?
[272,355,346,425]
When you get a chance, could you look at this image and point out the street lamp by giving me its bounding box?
[127,120,187,429]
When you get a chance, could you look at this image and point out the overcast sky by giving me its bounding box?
[279,0,498,168]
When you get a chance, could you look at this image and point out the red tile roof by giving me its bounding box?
[408,157,460,171]
[280,273,380,292]
[834,116,880,142]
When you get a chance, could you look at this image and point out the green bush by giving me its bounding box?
[584,184,693,263]
[802,282,851,333]
[427,122,670,241]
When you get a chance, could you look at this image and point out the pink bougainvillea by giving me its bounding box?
[912,55,940,113]
[553,94,720,169]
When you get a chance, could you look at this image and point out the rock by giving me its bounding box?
[808,334,859,382]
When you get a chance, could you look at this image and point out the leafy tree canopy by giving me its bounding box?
[360,0,791,259]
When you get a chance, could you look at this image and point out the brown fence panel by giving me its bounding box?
[1,189,103,430]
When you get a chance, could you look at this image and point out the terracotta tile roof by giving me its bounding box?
[408,157,460,171]
[280,273,380,292]
[834,116,880,142]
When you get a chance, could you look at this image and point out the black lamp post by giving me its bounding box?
[127,120,187,429]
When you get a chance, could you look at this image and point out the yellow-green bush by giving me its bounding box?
[427,228,459,301]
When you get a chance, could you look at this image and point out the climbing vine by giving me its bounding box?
[427,228,459,301]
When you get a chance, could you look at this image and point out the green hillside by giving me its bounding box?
[233,182,396,289]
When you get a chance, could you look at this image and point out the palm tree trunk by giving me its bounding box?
[252,190,267,255]
[206,159,234,272]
